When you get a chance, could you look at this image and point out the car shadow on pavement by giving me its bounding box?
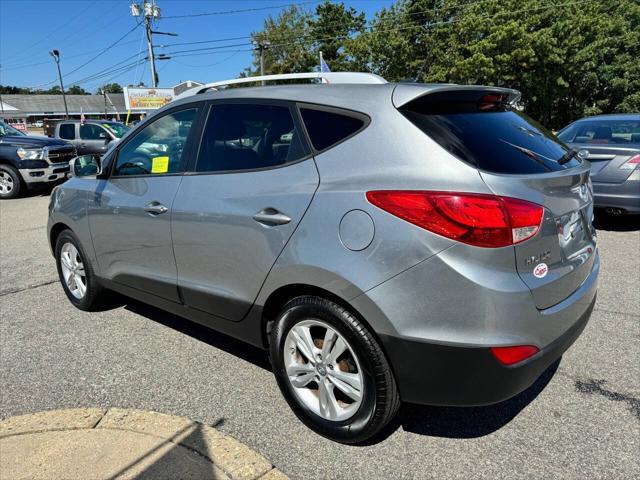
[593,211,640,231]
[397,359,560,440]
[123,300,272,372]
[120,298,559,444]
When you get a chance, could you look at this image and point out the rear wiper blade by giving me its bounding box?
[558,149,579,165]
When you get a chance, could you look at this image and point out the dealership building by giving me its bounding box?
[0,80,203,128]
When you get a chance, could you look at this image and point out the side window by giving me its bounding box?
[196,103,308,173]
[113,108,197,177]
[300,107,365,151]
[59,123,75,140]
[80,123,106,140]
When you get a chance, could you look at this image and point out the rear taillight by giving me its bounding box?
[619,154,640,170]
[366,191,543,248]
[490,345,539,365]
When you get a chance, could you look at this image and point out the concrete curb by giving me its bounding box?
[0,408,288,480]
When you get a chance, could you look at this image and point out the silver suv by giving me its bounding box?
[48,74,599,443]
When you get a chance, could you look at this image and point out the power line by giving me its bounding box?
[162,1,319,19]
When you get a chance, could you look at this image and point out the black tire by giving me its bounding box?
[269,296,400,444]
[55,229,105,311]
[0,164,22,199]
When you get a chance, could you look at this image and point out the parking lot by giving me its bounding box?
[1,193,638,479]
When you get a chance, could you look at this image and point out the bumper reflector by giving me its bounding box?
[490,345,539,365]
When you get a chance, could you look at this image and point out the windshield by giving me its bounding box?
[0,121,26,137]
[558,119,640,146]
[101,122,130,138]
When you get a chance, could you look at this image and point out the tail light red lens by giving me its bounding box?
[490,345,539,365]
[366,191,543,248]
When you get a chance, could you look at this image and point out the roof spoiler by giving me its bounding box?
[392,84,521,109]
[174,72,388,101]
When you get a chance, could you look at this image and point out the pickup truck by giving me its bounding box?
[45,120,130,156]
[0,121,75,199]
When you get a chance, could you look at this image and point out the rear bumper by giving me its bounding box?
[593,177,640,213]
[380,294,594,406]
[369,250,599,406]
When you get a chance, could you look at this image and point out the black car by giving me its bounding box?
[0,121,75,199]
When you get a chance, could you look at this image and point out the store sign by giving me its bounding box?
[123,87,175,110]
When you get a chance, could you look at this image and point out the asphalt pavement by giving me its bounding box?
[1,193,639,479]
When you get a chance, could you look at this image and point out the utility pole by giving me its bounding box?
[49,50,69,119]
[131,2,175,88]
[131,2,161,87]
[255,40,271,86]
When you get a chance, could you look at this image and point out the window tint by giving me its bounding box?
[80,123,106,140]
[113,108,197,176]
[400,91,581,174]
[300,108,365,151]
[58,123,75,140]
[557,119,640,145]
[196,103,307,172]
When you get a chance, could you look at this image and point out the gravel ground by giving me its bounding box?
[1,194,639,479]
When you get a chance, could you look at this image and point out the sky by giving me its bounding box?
[0,0,393,92]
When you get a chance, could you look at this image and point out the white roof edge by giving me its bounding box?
[174,72,387,101]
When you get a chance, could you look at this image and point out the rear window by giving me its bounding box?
[300,107,366,152]
[400,91,580,174]
[557,119,640,146]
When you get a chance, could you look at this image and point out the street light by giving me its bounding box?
[49,49,69,119]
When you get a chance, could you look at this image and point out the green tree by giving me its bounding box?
[97,83,123,94]
[246,1,366,76]
[67,85,89,95]
[247,4,315,76]
[307,1,365,71]
[349,0,640,128]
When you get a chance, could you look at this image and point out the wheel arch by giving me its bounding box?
[49,222,72,251]
[260,283,396,370]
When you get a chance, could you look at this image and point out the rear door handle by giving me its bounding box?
[144,201,168,215]
[253,208,291,226]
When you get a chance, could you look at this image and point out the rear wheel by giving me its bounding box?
[0,165,21,199]
[55,229,105,310]
[269,296,400,444]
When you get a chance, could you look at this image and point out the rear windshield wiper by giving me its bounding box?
[558,148,579,165]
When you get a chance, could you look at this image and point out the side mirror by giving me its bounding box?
[69,154,101,178]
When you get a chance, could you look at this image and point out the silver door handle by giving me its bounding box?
[253,209,291,226]
[144,201,168,215]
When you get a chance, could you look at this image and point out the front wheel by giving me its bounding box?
[55,229,105,310]
[269,296,400,444]
[0,165,21,199]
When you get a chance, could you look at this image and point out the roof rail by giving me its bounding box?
[174,72,387,100]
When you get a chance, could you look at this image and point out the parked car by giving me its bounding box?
[46,120,130,156]
[0,120,75,199]
[34,120,44,128]
[557,114,640,215]
[48,73,599,443]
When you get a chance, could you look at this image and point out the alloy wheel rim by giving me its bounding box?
[0,172,14,194]
[284,319,364,422]
[60,243,87,299]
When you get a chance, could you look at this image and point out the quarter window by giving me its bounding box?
[196,103,308,172]
[112,108,197,176]
[58,123,75,140]
[300,108,365,151]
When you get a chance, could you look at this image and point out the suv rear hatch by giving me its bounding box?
[394,85,597,309]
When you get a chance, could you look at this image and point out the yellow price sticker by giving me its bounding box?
[151,156,169,174]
